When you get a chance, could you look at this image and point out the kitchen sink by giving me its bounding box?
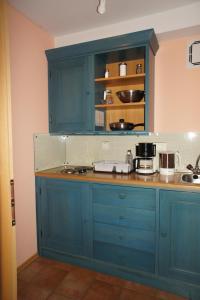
[181,173,200,184]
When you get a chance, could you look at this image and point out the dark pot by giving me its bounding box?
[109,119,144,131]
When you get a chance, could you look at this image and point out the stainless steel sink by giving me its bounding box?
[181,173,200,184]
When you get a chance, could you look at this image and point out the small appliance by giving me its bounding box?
[133,143,156,175]
[93,160,132,174]
[159,151,180,175]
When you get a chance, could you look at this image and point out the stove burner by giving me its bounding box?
[61,168,76,174]
[61,166,93,174]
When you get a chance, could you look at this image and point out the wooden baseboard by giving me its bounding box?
[17,253,39,273]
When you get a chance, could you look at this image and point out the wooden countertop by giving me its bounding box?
[35,166,200,192]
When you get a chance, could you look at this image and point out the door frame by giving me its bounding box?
[0,0,17,299]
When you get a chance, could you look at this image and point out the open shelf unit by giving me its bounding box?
[94,46,146,132]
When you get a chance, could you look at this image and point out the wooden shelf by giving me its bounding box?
[95,102,145,109]
[95,73,145,83]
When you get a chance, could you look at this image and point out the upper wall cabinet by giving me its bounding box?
[48,55,94,133]
[46,29,159,134]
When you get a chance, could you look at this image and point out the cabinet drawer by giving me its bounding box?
[94,241,155,273]
[93,204,155,231]
[92,184,156,210]
[94,223,155,254]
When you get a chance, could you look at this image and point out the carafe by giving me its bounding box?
[159,151,181,175]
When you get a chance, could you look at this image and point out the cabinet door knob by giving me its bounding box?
[119,193,126,199]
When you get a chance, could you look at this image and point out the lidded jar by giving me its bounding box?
[103,89,113,104]
[119,62,127,76]
[136,63,142,74]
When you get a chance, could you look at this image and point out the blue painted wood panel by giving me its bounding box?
[93,203,155,231]
[159,190,200,285]
[92,183,156,274]
[48,55,94,133]
[94,222,155,254]
[46,29,159,61]
[92,184,156,210]
[38,178,92,257]
[36,178,200,298]
[94,241,155,273]
[46,29,158,135]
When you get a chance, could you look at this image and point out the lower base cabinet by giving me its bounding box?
[36,177,200,299]
[159,190,200,285]
[36,178,92,258]
[92,184,156,273]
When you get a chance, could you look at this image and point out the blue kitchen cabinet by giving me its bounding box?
[159,189,200,285]
[48,55,94,133]
[36,177,92,258]
[46,29,159,134]
[35,176,200,298]
[92,184,156,273]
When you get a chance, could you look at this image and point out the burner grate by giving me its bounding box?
[60,166,93,174]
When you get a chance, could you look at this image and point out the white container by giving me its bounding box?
[125,149,133,171]
[104,69,109,78]
[159,151,181,175]
[159,167,175,175]
[93,160,131,174]
[119,62,127,76]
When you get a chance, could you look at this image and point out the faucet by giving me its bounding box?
[195,154,200,171]
[187,154,200,174]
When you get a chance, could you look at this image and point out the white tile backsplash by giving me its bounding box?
[34,132,200,172]
[34,134,66,171]
[65,133,200,171]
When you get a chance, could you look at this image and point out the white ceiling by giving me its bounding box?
[8,0,200,37]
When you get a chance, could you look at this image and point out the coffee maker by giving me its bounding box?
[133,143,156,174]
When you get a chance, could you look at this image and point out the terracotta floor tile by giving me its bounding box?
[37,257,75,272]
[120,288,155,300]
[17,282,52,300]
[26,259,46,272]
[55,269,95,299]
[18,267,39,283]
[47,293,73,300]
[48,260,75,272]
[17,256,188,300]
[157,290,187,300]
[83,280,121,300]
[31,265,67,290]
[96,272,126,287]
[124,280,158,297]
[65,266,98,281]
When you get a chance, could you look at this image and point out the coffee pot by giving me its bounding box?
[133,143,156,175]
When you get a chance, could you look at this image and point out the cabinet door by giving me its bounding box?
[48,55,94,133]
[92,184,156,273]
[159,190,200,284]
[37,178,91,257]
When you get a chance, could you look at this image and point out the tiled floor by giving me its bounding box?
[18,257,187,300]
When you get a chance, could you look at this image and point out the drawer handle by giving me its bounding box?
[118,193,127,199]
[119,216,125,220]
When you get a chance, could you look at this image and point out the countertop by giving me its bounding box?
[35,166,200,191]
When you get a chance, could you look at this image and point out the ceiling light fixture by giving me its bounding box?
[97,0,106,14]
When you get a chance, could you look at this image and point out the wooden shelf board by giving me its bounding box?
[95,74,145,83]
[95,102,145,109]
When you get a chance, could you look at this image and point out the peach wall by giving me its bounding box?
[7,3,200,266]
[8,5,54,266]
[155,34,200,132]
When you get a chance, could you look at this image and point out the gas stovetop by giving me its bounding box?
[60,165,94,174]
